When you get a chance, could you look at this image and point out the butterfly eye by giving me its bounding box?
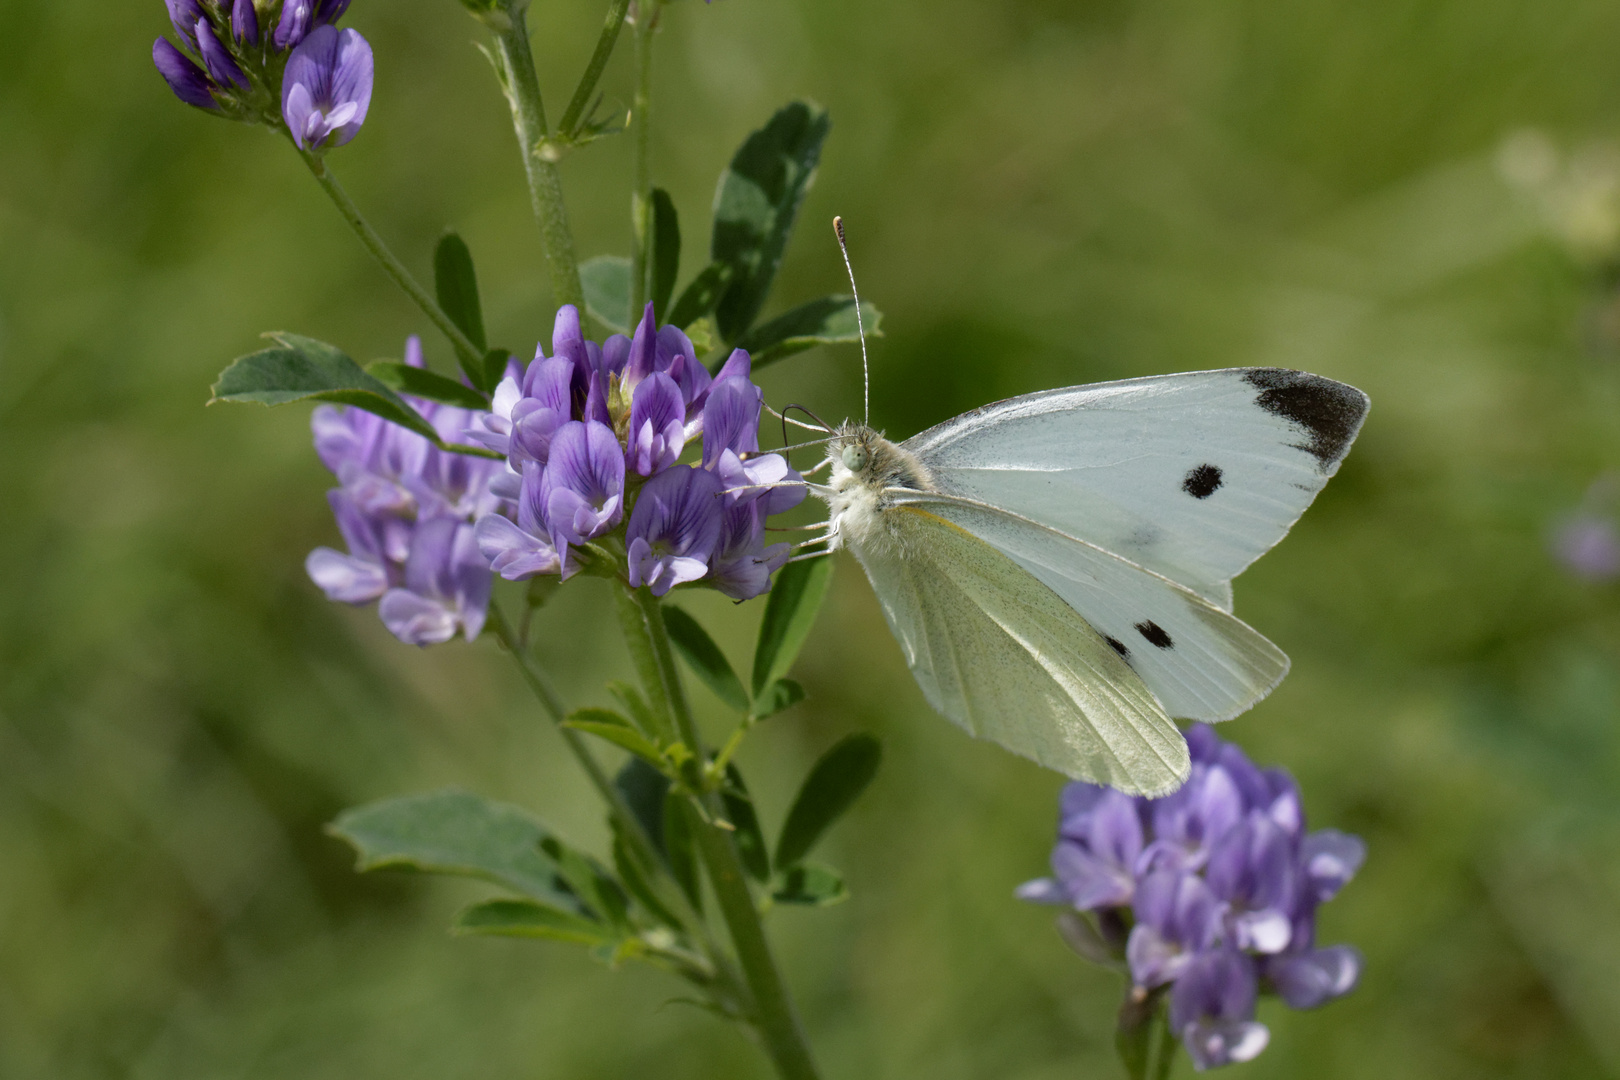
[842,445,868,472]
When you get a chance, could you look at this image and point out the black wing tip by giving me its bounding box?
[1242,368,1370,471]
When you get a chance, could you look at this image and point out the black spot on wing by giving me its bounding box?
[1105,635,1130,660]
[1134,620,1173,649]
[1182,464,1223,499]
[1243,369,1369,470]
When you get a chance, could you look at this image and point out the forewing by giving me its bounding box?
[901,368,1369,607]
[848,506,1189,795]
[894,492,1289,723]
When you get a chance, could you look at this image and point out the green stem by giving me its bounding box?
[492,5,586,311]
[559,0,634,137]
[620,584,822,1080]
[627,1,661,321]
[298,150,484,368]
[489,602,740,1000]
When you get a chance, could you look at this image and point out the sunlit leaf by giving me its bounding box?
[770,862,848,907]
[663,606,750,713]
[328,789,578,910]
[751,678,806,721]
[453,898,610,946]
[562,708,667,766]
[751,555,834,697]
[581,255,632,335]
[365,360,489,410]
[737,295,883,369]
[210,333,442,444]
[773,733,881,870]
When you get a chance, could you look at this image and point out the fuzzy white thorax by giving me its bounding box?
[814,424,935,556]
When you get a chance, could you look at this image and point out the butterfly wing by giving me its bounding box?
[889,491,1289,723]
[901,368,1370,608]
[846,504,1190,795]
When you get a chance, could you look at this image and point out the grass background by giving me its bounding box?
[6,0,1620,1075]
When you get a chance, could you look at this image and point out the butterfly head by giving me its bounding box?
[826,423,935,495]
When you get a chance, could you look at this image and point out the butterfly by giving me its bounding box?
[787,225,1368,795]
[803,367,1368,796]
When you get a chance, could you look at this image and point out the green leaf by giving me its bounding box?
[433,232,490,387]
[773,733,881,870]
[539,835,631,929]
[607,680,661,737]
[770,862,848,907]
[211,333,442,444]
[663,791,702,913]
[562,708,666,766]
[669,262,733,331]
[483,347,512,393]
[711,100,831,343]
[365,361,490,410]
[614,756,670,856]
[751,554,834,697]
[612,827,681,929]
[328,789,577,910]
[581,255,632,335]
[453,898,611,946]
[662,606,750,713]
[721,764,772,883]
[751,677,806,720]
[737,296,883,369]
[650,188,681,324]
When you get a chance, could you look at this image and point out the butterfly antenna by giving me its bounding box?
[833,216,870,425]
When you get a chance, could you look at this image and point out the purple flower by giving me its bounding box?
[627,466,725,595]
[1299,829,1365,903]
[1553,514,1620,581]
[1022,724,1364,1071]
[627,372,686,477]
[378,518,490,646]
[709,502,792,601]
[1126,870,1224,988]
[1266,941,1362,1010]
[475,464,561,580]
[1205,813,1298,954]
[153,38,217,109]
[1168,950,1270,1070]
[306,489,393,603]
[506,357,575,465]
[165,0,203,46]
[541,421,625,569]
[282,24,373,151]
[195,17,249,90]
[273,0,314,48]
[1017,784,1144,910]
[1141,763,1245,873]
[231,0,260,45]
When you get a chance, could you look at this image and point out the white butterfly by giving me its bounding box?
[800,367,1368,796]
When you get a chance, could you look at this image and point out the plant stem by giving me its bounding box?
[492,5,586,312]
[489,603,737,985]
[627,1,661,321]
[620,584,822,1080]
[559,0,634,137]
[298,150,484,368]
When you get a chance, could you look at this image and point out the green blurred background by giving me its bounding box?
[8,0,1620,1075]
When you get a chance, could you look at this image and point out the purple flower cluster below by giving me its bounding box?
[472,303,804,599]
[1018,724,1365,1071]
[305,337,500,645]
